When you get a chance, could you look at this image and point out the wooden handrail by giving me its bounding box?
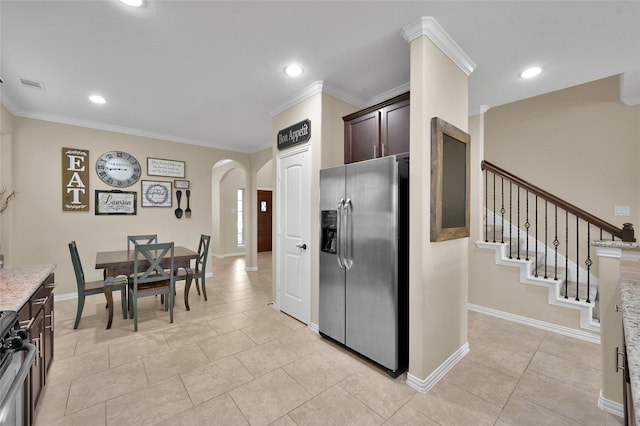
[481,160,634,242]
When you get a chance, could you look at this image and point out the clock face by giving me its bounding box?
[95,151,142,188]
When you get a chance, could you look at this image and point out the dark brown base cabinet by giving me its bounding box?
[17,273,55,426]
[343,92,409,164]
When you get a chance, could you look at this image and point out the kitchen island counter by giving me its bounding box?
[0,264,56,311]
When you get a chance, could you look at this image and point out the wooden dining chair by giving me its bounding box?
[127,234,158,253]
[68,241,128,329]
[175,234,211,301]
[128,242,175,331]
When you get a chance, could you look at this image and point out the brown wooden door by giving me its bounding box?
[257,190,272,252]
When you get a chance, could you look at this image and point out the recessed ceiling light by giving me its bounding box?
[284,64,303,77]
[89,95,106,104]
[120,0,143,7]
[520,66,542,79]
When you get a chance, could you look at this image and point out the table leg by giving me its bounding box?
[104,285,114,329]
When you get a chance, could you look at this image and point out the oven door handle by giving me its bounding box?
[0,342,36,423]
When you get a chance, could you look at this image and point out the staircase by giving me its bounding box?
[477,160,634,334]
[477,216,600,332]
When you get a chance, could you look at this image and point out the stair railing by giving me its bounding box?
[482,160,635,304]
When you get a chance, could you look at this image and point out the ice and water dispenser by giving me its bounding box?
[321,210,337,254]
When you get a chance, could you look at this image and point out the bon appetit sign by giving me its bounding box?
[277,119,311,150]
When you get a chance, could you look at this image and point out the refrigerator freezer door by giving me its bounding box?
[319,165,346,344]
[345,156,399,370]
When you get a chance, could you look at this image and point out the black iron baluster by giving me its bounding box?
[485,169,488,242]
[553,205,559,280]
[535,196,539,277]
[500,177,505,244]
[509,182,513,259]
[585,223,592,304]
[493,173,496,243]
[544,200,548,279]
[525,191,530,261]
[564,210,569,299]
[575,217,580,302]
[517,186,521,260]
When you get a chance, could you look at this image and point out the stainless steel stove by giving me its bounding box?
[0,310,35,426]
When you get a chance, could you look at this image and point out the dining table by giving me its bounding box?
[95,246,199,329]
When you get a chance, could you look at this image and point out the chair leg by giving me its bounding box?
[74,295,85,329]
[169,290,174,324]
[132,295,138,332]
[195,280,201,296]
[120,287,128,319]
[201,277,207,301]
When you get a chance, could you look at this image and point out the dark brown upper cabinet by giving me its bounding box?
[343,92,409,164]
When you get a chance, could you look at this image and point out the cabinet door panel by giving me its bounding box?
[381,98,410,156]
[345,111,379,164]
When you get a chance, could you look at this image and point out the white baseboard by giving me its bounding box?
[212,251,246,259]
[598,390,624,418]
[468,303,600,344]
[309,322,319,333]
[406,342,470,393]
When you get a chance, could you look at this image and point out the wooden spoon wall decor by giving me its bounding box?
[175,190,183,218]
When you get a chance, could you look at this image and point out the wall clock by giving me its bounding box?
[95,151,142,188]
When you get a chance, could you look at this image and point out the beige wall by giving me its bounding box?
[469,76,640,332]
[408,34,469,381]
[270,89,356,324]
[485,76,640,228]
[1,115,256,296]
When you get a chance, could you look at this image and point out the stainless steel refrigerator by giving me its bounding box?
[319,155,408,376]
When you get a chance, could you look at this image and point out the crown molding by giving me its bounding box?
[270,80,369,117]
[401,16,476,77]
[14,109,253,153]
[367,82,410,106]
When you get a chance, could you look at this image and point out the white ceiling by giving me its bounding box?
[1,1,639,154]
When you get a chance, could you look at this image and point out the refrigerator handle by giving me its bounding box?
[336,198,345,269]
[344,198,353,270]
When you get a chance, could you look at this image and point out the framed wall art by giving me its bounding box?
[147,157,185,178]
[174,179,190,189]
[141,180,172,207]
[95,190,137,215]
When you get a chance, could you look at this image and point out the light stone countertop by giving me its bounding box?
[0,264,56,311]
[620,280,640,425]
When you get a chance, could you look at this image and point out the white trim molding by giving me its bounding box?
[598,390,624,418]
[468,303,600,344]
[406,343,469,393]
[401,16,476,76]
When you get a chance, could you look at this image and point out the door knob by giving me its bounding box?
[296,242,307,250]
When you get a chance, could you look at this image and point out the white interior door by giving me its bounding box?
[277,145,311,324]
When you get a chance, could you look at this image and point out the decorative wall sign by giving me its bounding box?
[277,119,311,150]
[141,180,172,207]
[147,157,185,178]
[95,190,137,215]
[174,179,190,189]
[62,147,90,211]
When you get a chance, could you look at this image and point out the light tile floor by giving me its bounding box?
[35,252,623,425]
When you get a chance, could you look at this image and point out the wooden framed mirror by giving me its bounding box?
[430,117,470,242]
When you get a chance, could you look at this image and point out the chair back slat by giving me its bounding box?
[197,234,211,271]
[68,241,85,288]
[127,234,158,253]
[133,242,175,289]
